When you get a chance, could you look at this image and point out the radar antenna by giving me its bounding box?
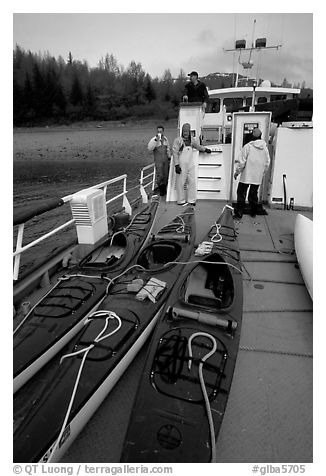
[224,19,282,87]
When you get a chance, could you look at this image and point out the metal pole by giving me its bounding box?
[250,82,257,111]
[235,51,240,87]
[13,223,25,280]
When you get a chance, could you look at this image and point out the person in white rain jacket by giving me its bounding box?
[233,127,270,218]
[172,123,211,205]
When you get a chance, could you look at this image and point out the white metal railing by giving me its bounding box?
[13,173,143,281]
[13,193,75,281]
[139,163,156,203]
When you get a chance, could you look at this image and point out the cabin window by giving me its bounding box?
[206,99,220,113]
[271,95,287,101]
[245,97,252,107]
[257,97,267,103]
[224,97,243,112]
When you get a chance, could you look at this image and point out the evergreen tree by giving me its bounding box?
[13,79,23,124]
[161,69,173,101]
[125,61,146,105]
[53,83,67,115]
[103,53,120,76]
[43,68,58,116]
[172,69,187,105]
[144,74,156,102]
[84,83,97,116]
[32,63,46,117]
[70,74,84,105]
[23,73,35,116]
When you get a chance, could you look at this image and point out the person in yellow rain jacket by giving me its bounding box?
[233,127,270,218]
[172,123,211,205]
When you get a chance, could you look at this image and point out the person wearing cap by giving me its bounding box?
[233,127,270,218]
[172,123,211,205]
[183,71,209,108]
[148,125,171,196]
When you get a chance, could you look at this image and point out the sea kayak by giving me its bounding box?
[13,206,196,463]
[120,205,243,463]
[13,198,159,393]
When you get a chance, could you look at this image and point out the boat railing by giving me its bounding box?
[79,173,132,215]
[139,163,156,203]
[13,167,156,281]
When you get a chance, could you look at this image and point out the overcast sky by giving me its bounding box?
[13,11,313,87]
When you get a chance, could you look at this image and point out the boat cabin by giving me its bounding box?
[168,101,312,211]
[203,85,301,140]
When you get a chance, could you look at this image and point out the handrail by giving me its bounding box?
[13,218,76,258]
[13,173,135,281]
[139,163,156,203]
[13,198,65,226]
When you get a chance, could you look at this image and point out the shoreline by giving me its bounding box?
[13,118,178,134]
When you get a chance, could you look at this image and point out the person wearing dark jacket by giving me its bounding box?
[183,71,209,108]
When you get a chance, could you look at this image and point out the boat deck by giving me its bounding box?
[61,200,313,463]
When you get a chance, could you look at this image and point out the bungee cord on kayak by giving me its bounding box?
[188,332,218,463]
[48,310,122,463]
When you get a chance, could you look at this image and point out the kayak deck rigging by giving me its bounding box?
[152,328,228,400]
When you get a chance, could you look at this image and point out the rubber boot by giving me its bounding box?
[249,203,258,217]
[234,205,243,219]
[159,185,166,196]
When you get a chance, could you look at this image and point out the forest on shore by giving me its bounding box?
[13,45,313,127]
[13,46,191,126]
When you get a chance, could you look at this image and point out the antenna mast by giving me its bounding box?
[224,19,282,87]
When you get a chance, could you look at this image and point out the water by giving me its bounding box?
[13,125,177,277]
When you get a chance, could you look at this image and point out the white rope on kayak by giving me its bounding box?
[188,332,218,463]
[162,259,244,276]
[58,274,112,282]
[175,215,186,233]
[103,264,146,294]
[210,204,235,243]
[56,273,116,297]
[161,212,193,234]
[210,222,222,243]
[65,263,147,295]
[47,310,121,463]
[108,207,141,246]
[107,201,156,246]
[223,204,234,212]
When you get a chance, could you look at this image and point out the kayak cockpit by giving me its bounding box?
[184,253,234,310]
[79,231,127,268]
[137,241,182,271]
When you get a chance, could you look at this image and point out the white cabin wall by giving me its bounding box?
[166,144,232,202]
[197,145,232,201]
[203,112,222,126]
[167,102,233,202]
[178,104,204,140]
[269,127,313,209]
